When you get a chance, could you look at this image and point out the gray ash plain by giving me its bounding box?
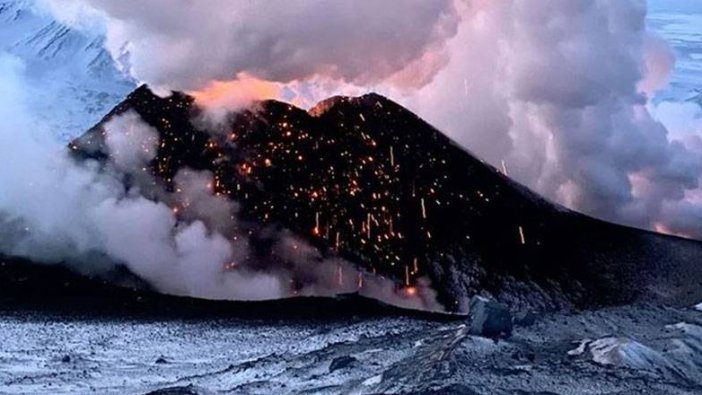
[1,262,702,395]
[2,303,702,394]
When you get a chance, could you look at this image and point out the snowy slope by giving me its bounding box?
[647,4,702,102]
[0,0,134,139]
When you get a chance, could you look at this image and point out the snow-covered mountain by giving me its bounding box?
[647,3,702,103]
[0,0,134,139]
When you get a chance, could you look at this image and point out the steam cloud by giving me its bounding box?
[0,55,282,300]
[407,0,702,238]
[42,0,702,239]
[40,0,460,91]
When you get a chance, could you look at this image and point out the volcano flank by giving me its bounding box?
[61,85,702,313]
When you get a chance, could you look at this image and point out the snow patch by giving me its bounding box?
[0,0,134,138]
[569,337,670,371]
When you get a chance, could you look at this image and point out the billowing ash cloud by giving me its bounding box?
[406,0,702,238]
[102,111,159,173]
[0,52,442,310]
[40,0,460,91]
[40,0,702,239]
[0,53,283,300]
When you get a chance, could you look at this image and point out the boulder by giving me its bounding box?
[329,355,357,372]
[468,296,513,338]
[144,385,201,395]
[513,310,538,327]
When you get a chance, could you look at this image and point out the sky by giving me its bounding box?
[648,0,702,14]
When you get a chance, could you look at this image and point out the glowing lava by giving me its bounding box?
[191,74,283,110]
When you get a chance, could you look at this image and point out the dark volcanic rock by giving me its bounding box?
[513,310,538,327]
[144,386,201,395]
[406,384,481,395]
[468,296,512,338]
[69,85,702,312]
[329,355,357,372]
[0,257,445,321]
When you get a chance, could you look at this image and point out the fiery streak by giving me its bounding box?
[518,225,526,245]
[420,198,427,219]
[367,213,372,238]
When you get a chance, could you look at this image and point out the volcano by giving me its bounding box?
[66,85,702,313]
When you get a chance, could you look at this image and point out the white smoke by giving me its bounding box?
[0,53,286,300]
[649,99,702,235]
[271,231,441,311]
[401,1,702,238]
[39,0,702,239]
[103,110,159,173]
[38,0,460,91]
[172,169,239,234]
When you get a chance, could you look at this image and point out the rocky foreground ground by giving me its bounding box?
[1,301,702,395]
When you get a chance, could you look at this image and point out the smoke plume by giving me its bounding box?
[40,0,702,239]
[406,0,702,238]
[39,0,460,91]
[0,53,282,300]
